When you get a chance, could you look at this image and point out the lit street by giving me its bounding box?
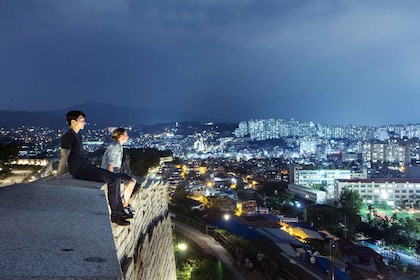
[173,220,267,280]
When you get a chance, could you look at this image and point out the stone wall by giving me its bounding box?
[112,178,177,280]
[0,174,175,279]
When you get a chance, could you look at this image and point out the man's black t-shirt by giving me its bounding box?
[61,129,89,175]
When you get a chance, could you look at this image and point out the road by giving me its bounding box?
[173,220,267,280]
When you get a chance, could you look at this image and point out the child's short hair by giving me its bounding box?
[112,128,126,140]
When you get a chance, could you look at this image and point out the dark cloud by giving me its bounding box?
[1,0,420,126]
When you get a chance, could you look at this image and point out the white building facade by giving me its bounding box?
[292,167,351,198]
[335,178,420,208]
[288,184,327,204]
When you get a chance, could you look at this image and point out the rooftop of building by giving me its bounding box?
[338,178,420,183]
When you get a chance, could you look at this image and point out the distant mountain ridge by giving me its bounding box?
[0,101,220,129]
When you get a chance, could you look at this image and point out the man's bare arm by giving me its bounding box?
[56,148,71,179]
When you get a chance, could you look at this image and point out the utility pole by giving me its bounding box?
[343,212,348,239]
[330,239,335,280]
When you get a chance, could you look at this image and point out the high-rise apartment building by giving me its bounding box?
[362,140,410,165]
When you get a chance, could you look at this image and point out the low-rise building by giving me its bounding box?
[335,178,420,207]
[288,184,327,204]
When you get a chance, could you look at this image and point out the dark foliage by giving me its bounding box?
[127,148,172,176]
[0,142,19,174]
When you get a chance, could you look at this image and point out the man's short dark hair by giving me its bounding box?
[66,110,85,126]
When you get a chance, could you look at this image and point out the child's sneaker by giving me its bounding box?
[123,206,134,218]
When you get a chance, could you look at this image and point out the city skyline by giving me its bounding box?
[2,1,420,127]
[4,100,420,129]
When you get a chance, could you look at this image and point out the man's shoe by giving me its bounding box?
[111,215,130,226]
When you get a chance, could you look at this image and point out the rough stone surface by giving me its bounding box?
[111,177,177,280]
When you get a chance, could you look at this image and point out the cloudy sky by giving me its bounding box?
[1,0,420,126]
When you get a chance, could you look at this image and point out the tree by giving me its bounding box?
[208,197,236,212]
[0,142,19,174]
[236,189,249,201]
[397,217,419,248]
[339,188,363,217]
[367,204,375,225]
[339,188,363,236]
[307,205,344,236]
[261,180,288,196]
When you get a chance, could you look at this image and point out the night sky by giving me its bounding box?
[2,0,420,127]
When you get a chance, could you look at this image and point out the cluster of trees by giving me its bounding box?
[236,180,298,216]
[0,142,18,175]
[127,148,172,177]
[308,205,348,236]
[360,205,420,248]
[305,189,363,238]
[307,189,420,251]
[93,147,172,177]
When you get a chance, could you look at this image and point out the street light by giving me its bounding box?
[178,243,187,252]
[224,214,230,232]
[175,242,188,267]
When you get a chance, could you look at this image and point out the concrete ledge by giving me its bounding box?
[0,176,122,279]
[36,174,108,190]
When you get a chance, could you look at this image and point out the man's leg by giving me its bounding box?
[73,165,125,216]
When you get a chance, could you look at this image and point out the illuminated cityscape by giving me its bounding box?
[2,117,420,279]
[3,1,420,278]
[2,118,420,207]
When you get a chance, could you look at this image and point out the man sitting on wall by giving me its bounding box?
[55,110,130,226]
